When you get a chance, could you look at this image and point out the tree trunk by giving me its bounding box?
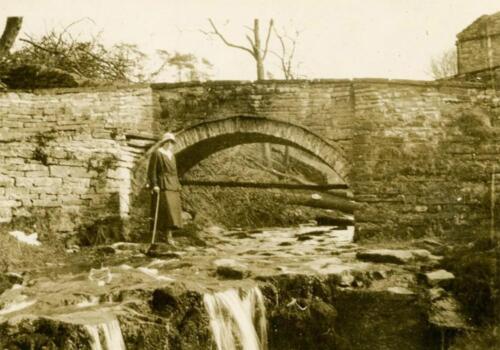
[273,192,360,214]
[253,19,265,80]
[0,17,22,58]
[256,57,265,80]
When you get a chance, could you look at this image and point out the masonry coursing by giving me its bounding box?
[0,80,498,240]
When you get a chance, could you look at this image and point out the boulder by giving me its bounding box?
[214,259,250,279]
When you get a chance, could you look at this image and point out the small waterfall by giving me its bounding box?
[84,319,126,350]
[84,325,103,350]
[204,287,267,350]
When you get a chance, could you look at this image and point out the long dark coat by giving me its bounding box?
[147,148,183,230]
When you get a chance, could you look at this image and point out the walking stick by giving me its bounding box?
[150,190,161,247]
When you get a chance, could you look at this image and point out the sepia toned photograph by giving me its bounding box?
[0,0,499,349]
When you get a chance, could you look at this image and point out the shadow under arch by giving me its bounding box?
[127,115,350,240]
[170,115,348,181]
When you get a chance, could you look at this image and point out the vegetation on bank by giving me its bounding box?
[441,233,500,349]
[181,144,337,229]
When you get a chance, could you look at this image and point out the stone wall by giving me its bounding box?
[350,80,499,238]
[456,11,500,75]
[0,80,498,241]
[0,86,157,240]
[153,80,500,239]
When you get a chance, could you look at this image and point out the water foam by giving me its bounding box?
[204,287,267,350]
[84,319,126,350]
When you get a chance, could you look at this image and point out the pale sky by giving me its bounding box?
[1,0,499,81]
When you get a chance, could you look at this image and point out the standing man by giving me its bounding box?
[147,132,182,249]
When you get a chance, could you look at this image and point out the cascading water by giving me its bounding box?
[204,287,267,350]
[84,319,126,350]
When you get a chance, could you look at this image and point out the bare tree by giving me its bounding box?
[158,51,213,82]
[207,18,273,80]
[271,27,301,80]
[0,17,23,58]
[429,48,457,79]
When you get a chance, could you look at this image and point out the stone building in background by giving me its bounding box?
[456,11,500,87]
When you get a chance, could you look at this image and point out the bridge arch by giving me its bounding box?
[168,115,348,181]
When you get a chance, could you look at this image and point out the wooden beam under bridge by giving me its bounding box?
[179,179,349,191]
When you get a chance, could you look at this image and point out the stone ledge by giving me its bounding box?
[0,84,151,95]
[0,78,491,96]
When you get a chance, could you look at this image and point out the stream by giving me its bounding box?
[0,225,456,349]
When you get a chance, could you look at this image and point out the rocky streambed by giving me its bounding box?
[0,225,468,349]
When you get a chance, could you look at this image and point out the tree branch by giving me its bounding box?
[261,19,274,60]
[208,19,255,56]
[245,34,256,52]
[245,154,314,185]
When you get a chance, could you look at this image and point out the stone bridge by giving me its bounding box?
[0,79,498,240]
[173,115,347,180]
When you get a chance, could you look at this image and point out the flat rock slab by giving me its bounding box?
[356,249,414,264]
[214,259,250,279]
[424,270,454,287]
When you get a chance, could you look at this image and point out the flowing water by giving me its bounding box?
[1,225,361,349]
[204,287,268,350]
[84,319,126,350]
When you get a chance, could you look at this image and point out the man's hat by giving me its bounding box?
[161,132,176,143]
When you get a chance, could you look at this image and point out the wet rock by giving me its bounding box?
[307,259,367,287]
[423,269,454,287]
[298,229,330,237]
[226,230,251,239]
[0,272,23,294]
[352,279,364,288]
[204,226,225,236]
[150,285,212,349]
[315,215,354,226]
[297,234,313,241]
[428,296,469,330]
[370,270,387,280]
[0,317,91,349]
[111,242,143,252]
[65,245,80,254]
[410,249,432,261]
[4,272,23,286]
[269,297,350,350]
[146,243,182,258]
[0,274,12,295]
[97,245,116,254]
[356,249,414,264]
[387,286,414,295]
[214,259,250,279]
[246,228,264,234]
[428,287,446,301]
